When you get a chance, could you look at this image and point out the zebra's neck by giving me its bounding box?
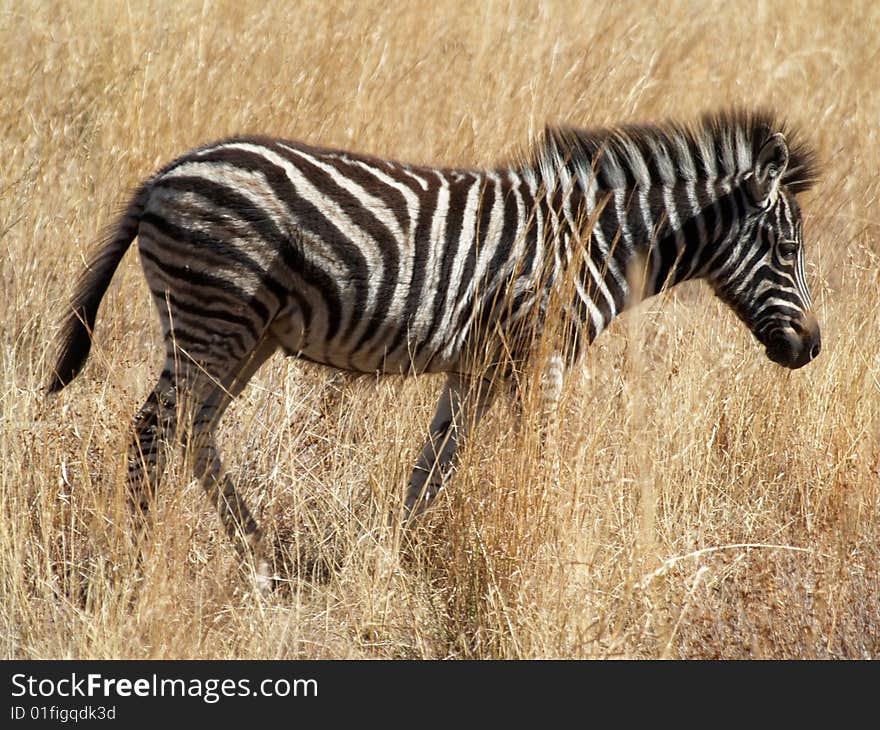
[528,156,751,345]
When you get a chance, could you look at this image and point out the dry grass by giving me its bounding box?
[2,0,879,659]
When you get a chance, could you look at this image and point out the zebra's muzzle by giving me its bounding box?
[763,313,821,369]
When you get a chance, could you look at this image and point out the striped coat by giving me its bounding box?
[48,109,821,589]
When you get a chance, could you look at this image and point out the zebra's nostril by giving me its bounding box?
[810,342,821,360]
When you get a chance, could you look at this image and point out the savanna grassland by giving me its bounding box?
[1,0,879,659]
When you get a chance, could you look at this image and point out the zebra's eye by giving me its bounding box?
[778,240,799,260]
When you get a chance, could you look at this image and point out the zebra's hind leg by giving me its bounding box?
[403,373,497,522]
[128,333,279,592]
[187,422,271,592]
[127,379,179,544]
[181,334,280,593]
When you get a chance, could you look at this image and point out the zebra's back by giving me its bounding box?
[138,136,539,375]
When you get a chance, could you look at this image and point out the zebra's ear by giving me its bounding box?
[749,132,790,205]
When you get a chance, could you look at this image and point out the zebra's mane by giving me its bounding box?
[534,109,819,195]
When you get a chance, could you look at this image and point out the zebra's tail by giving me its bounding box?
[46,184,150,394]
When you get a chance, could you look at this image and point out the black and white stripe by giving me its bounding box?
[47,109,820,587]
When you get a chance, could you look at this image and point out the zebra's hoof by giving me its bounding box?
[401,492,436,527]
[254,559,274,595]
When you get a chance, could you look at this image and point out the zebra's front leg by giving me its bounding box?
[538,351,566,483]
[540,352,565,441]
[403,373,496,522]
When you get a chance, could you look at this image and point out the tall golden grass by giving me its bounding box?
[1,0,878,659]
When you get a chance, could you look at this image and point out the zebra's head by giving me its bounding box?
[710,132,820,370]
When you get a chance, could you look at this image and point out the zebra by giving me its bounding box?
[47,109,820,589]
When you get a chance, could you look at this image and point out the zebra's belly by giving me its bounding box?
[269,308,462,375]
